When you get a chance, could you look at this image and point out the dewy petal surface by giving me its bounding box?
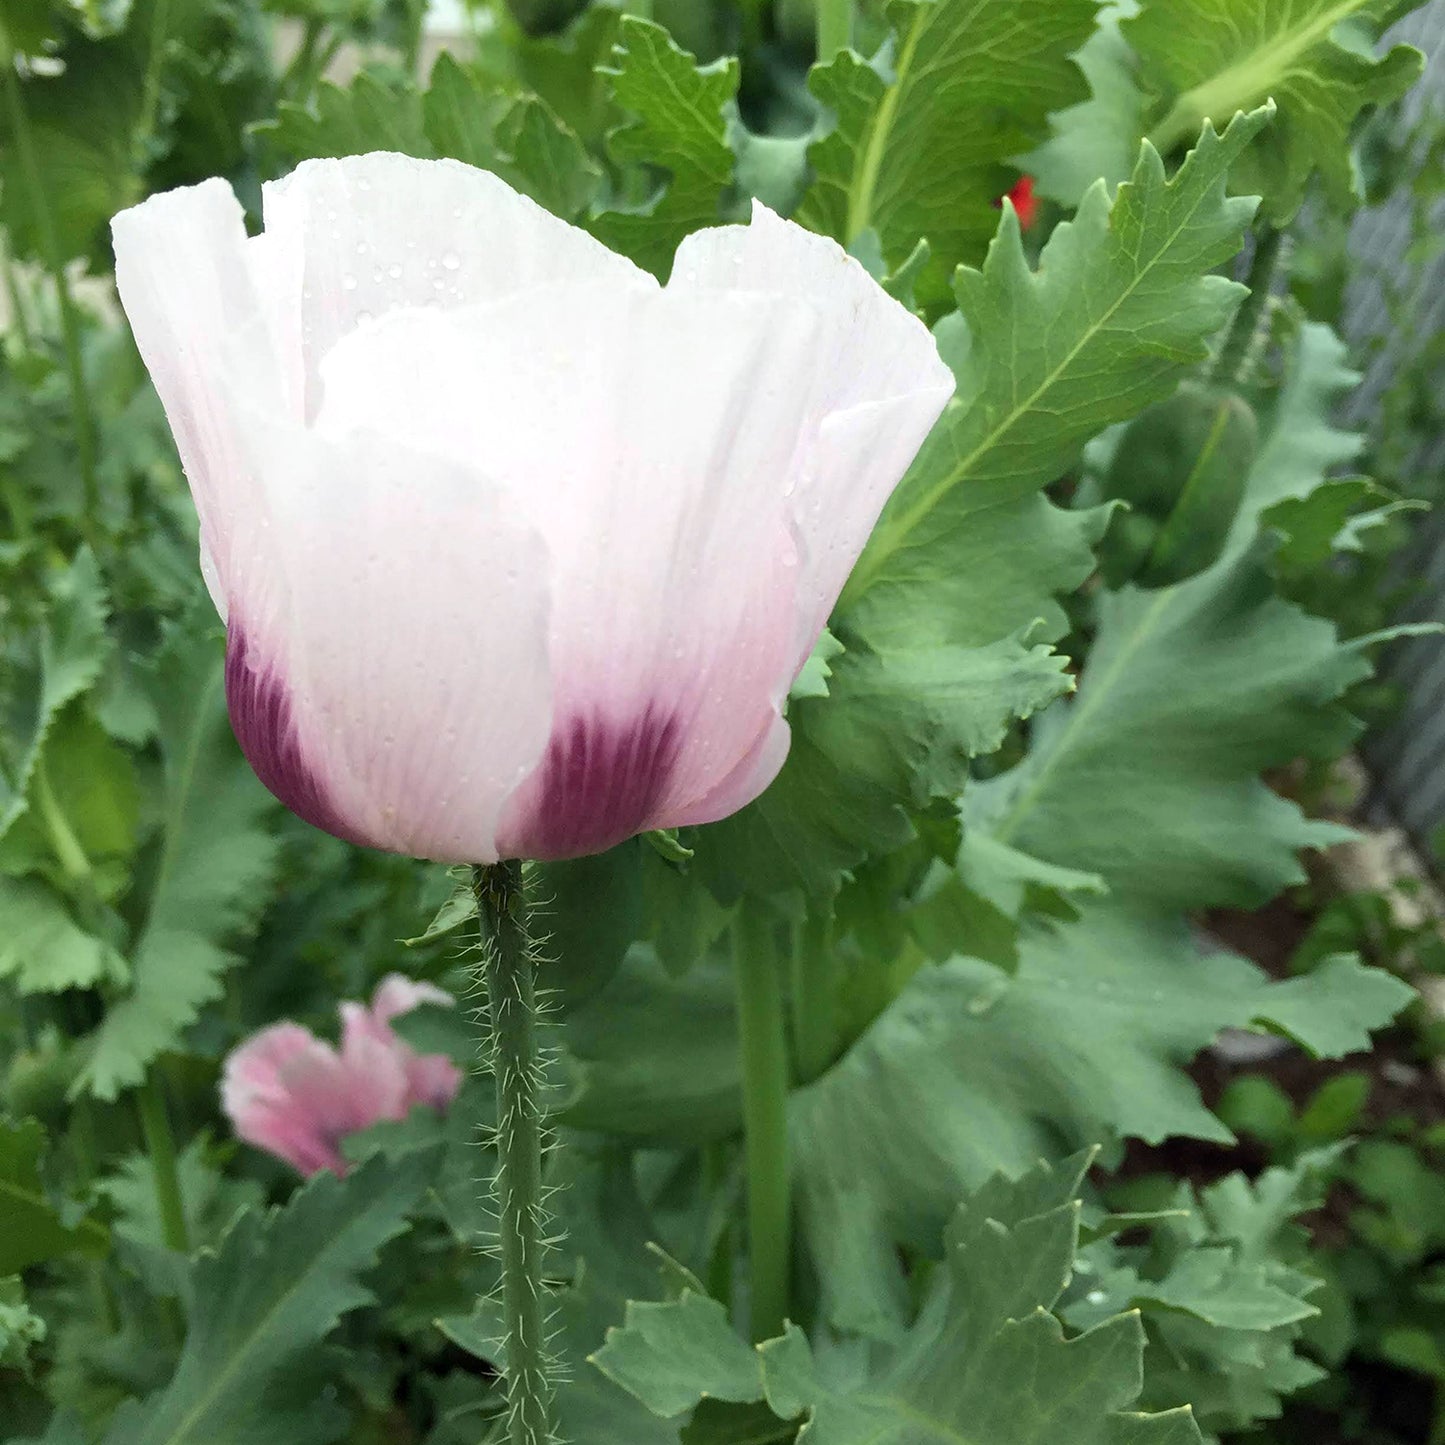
[257,152,657,420]
[316,280,828,857]
[670,203,956,664]
[112,180,285,624]
[235,416,554,862]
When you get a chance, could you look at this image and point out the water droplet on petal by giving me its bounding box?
[441,250,461,271]
[342,273,358,291]
[387,263,402,279]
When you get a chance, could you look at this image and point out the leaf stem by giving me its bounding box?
[732,908,792,1341]
[789,912,837,1084]
[1212,224,1284,385]
[0,56,99,548]
[816,0,851,60]
[133,0,174,173]
[473,861,555,1445]
[0,231,32,349]
[136,1072,190,1256]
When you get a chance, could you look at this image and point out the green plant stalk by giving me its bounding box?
[789,912,838,1084]
[733,910,792,1342]
[69,1093,120,1333]
[473,861,554,1445]
[817,0,852,59]
[280,18,322,99]
[0,59,99,546]
[0,234,32,349]
[136,1072,189,1256]
[133,0,173,172]
[1212,225,1284,384]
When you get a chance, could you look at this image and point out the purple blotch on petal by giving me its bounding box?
[225,625,368,846]
[523,705,681,860]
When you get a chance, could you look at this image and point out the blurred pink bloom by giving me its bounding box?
[111,154,953,864]
[221,973,463,1175]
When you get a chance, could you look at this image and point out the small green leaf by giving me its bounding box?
[0,1118,108,1274]
[78,607,279,1099]
[0,876,126,993]
[423,53,600,217]
[591,16,739,277]
[1255,954,1416,1058]
[593,1291,766,1419]
[0,551,110,842]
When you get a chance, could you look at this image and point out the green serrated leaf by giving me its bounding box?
[1254,954,1416,1057]
[423,53,600,217]
[696,629,1071,898]
[790,902,1409,1338]
[837,109,1268,646]
[907,828,1108,971]
[0,876,126,993]
[78,608,278,1099]
[1029,0,1148,206]
[254,70,431,167]
[599,1155,1203,1445]
[0,551,110,842]
[591,16,739,277]
[0,1118,108,1274]
[971,544,1366,912]
[593,1291,765,1419]
[797,0,1096,297]
[101,1148,438,1445]
[1129,0,1427,221]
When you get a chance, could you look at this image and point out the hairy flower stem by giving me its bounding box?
[733,910,792,1341]
[473,861,554,1445]
[1212,225,1284,385]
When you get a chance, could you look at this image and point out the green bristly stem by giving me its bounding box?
[473,861,554,1445]
[136,1073,189,1257]
[1212,225,1284,385]
[0,47,99,549]
[733,910,792,1342]
[817,0,852,60]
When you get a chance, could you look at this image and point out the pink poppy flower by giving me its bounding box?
[221,973,463,1176]
[111,154,952,863]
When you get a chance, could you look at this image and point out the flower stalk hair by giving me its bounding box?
[473,861,555,1445]
[113,151,951,1445]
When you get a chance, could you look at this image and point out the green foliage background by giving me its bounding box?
[0,1,1442,1442]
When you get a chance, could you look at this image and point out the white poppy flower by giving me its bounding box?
[113,153,953,862]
